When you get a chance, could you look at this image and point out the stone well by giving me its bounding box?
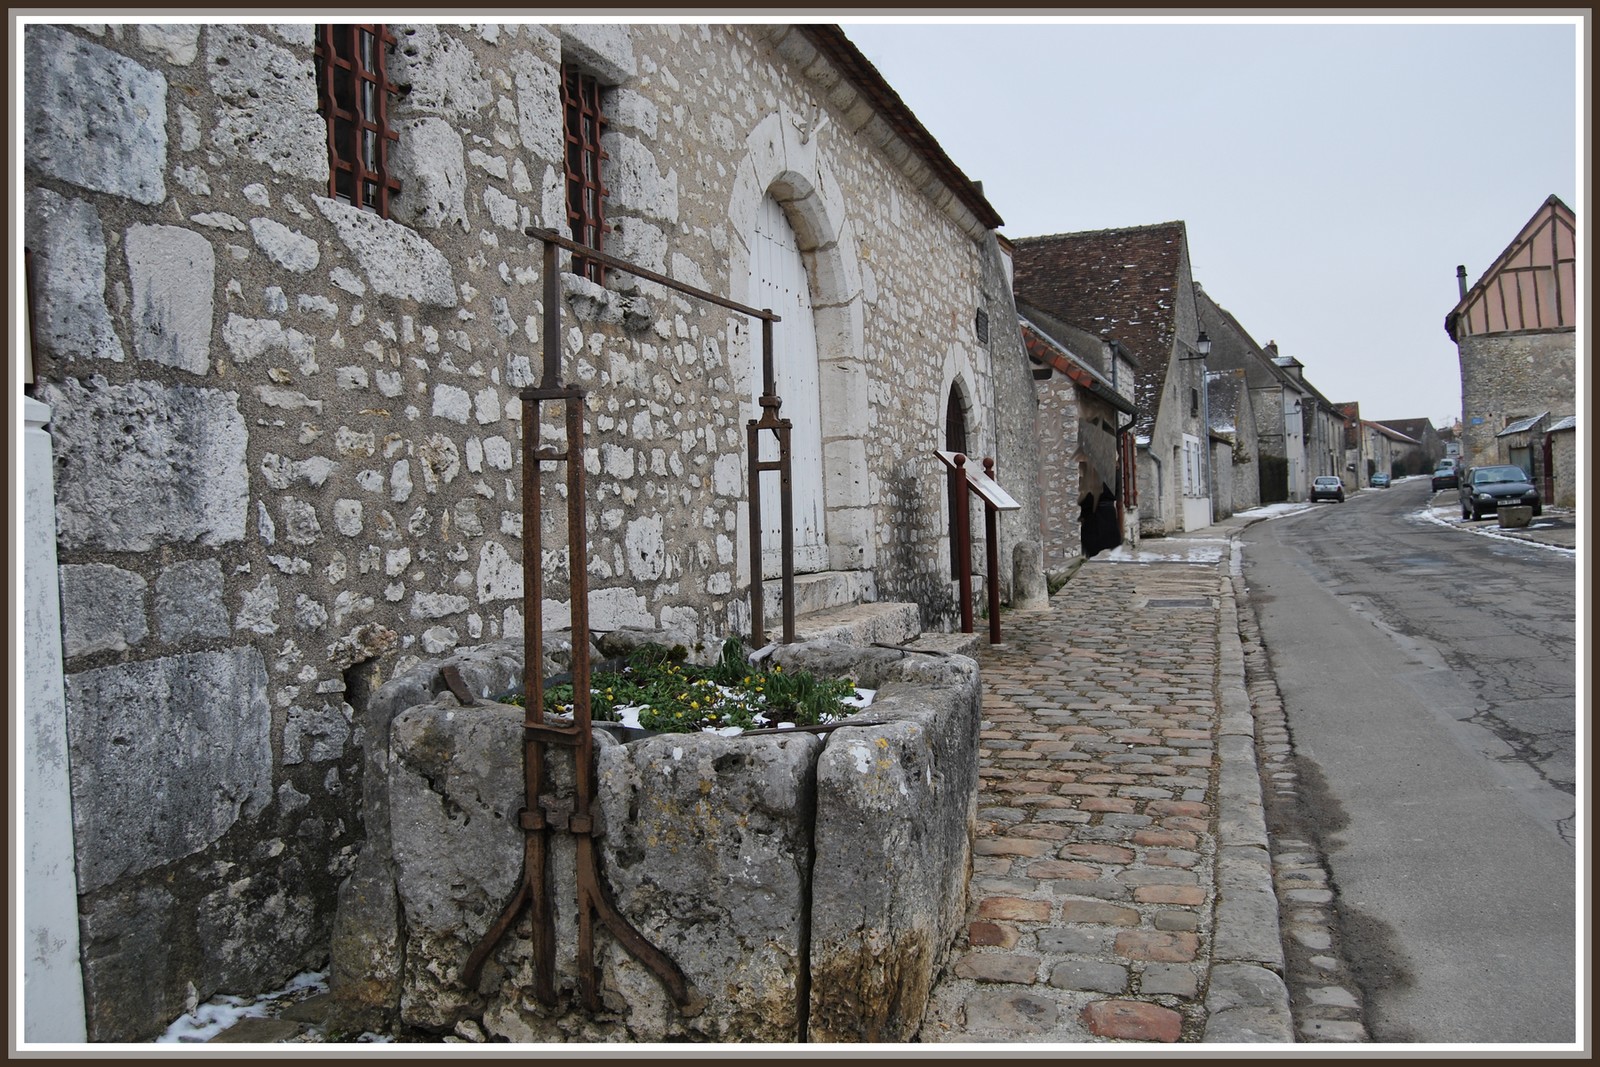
[328,635,981,1042]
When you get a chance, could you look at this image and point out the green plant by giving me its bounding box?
[504,639,861,735]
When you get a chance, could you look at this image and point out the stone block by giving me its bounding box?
[960,988,1059,1033]
[25,25,166,204]
[58,563,148,657]
[24,189,124,363]
[554,23,637,84]
[249,217,319,273]
[809,665,981,1043]
[596,730,822,1041]
[508,50,562,164]
[1498,505,1532,528]
[63,646,272,891]
[1082,999,1182,1042]
[126,223,216,375]
[316,196,457,308]
[38,375,248,552]
[955,952,1041,983]
[388,24,493,124]
[390,117,468,232]
[388,700,528,1031]
[1048,960,1127,993]
[77,885,181,1041]
[204,26,325,180]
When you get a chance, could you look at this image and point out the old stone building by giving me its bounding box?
[20,20,1042,1040]
[1374,418,1445,476]
[1445,194,1577,478]
[1204,368,1258,518]
[1016,300,1138,572]
[1195,288,1298,506]
[1012,222,1212,536]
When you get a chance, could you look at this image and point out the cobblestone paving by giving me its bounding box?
[917,559,1237,1043]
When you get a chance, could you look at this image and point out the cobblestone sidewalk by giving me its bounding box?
[917,542,1292,1044]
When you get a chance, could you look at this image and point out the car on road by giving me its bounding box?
[1310,476,1345,503]
[1458,464,1542,520]
[1431,461,1459,491]
[1371,472,1391,488]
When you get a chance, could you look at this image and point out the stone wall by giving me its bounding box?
[1034,376,1084,572]
[23,21,1022,1038]
[1457,330,1577,469]
[1549,429,1576,508]
[337,637,979,1041]
[979,235,1045,605]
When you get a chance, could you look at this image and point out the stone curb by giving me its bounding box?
[1202,535,1293,1042]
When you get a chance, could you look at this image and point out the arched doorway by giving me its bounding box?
[749,194,828,577]
[945,384,969,578]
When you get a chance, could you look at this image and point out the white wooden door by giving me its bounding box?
[749,195,828,576]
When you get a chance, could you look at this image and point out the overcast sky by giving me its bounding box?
[841,15,1581,429]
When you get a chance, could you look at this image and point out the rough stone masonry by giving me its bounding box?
[23,22,1040,1039]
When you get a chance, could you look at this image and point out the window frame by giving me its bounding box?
[314,24,402,219]
[562,63,610,284]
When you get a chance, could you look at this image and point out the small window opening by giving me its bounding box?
[315,25,402,218]
[562,64,609,284]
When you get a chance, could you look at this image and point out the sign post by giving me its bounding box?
[935,451,1022,643]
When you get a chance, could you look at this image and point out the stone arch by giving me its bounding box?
[727,104,868,583]
[937,355,984,569]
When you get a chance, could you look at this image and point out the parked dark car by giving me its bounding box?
[1371,472,1391,488]
[1431,461,1459,491]
[1458,464,1542,520]
[1310,476,1345,503]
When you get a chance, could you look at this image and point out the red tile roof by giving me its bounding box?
[1012,222,1188,436]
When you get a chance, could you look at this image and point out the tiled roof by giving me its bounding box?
[1376,418,1436,441]
[1496,411,1550,436]
[1011,222,1188,437]
[1365,420,1420,445]
[1018,316,1137,416]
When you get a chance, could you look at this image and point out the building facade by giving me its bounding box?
[1445,194,1577,472]
[21,21,1039,1039]
[1012,222,1211,536]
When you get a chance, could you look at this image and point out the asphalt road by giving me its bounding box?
[1239,477,1578,1045]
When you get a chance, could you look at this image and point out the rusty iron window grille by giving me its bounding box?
[314,24,402,218]
[562,64,609,284]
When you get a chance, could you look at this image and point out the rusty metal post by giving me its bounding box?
[777,417,795,646]
[983,457,1001,645]
[747,415,766,647]
[746,312,795,646]
[954,453,974,634]
[464,231,704,1017]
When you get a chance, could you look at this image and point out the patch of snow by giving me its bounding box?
[158,971,327,1044]
[841,687,875,709]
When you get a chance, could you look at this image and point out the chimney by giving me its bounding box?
[1265,340,1279,358]
[1456,265,1468,300]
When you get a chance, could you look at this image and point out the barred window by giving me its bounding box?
[562,64,609,283]
[314,25,401,218]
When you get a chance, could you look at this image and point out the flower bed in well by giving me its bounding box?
[512,639,874,736]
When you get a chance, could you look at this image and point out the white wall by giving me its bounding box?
[21,396,88,1043]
